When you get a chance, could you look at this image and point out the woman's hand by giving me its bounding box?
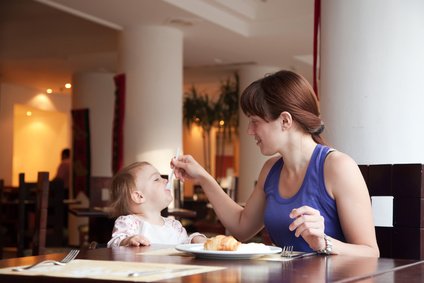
[171,154,209,183]
[121,235,151,247]
[289,206,326,251]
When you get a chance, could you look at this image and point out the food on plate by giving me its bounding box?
[204,235,241,251]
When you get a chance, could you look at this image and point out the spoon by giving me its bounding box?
[166,148,180,190]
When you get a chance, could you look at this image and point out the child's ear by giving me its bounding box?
[131,191,145,204]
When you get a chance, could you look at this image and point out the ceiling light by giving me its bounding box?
[65,83,72,89]
[46,88,53,94]
[26,111,32,117]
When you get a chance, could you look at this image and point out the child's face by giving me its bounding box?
[134,164,173,208]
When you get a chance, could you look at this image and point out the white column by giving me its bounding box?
[119,26,183,174]
[320,0,424,164]
[70,71,115,246]
[72,72,115,177]
[238,66,280,202]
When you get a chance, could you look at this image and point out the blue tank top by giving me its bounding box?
[263,144,345,252]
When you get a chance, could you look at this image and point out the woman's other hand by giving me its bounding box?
[289,206,326,251]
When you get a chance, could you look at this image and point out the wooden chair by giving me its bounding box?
[86,176,114,246]
[0,179,4,258]
[17,172,50,257]
[89,177,112,209]
[17,173,29,257]
[32,172,50,256]
[47,179,65,246]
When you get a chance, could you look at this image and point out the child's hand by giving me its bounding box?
[191,235,207,244]
[121,235,151,247]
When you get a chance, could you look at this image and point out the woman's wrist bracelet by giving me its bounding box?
[317,234,333,254]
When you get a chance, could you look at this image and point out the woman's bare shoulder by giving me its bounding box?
[325,150,358,172]
[324,149,366,196]
[256,155,282,186]
[263,155,282,169]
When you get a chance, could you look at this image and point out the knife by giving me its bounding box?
[291,252,317,259]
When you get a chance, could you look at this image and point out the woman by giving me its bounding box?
[172,70,379,257]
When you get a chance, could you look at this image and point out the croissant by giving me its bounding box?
[204,235,241,251]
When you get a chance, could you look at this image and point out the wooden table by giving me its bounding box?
[1,245,424,282]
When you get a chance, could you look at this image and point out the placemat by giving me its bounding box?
[0,259,225,282]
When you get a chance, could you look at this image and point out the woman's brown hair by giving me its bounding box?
[108,161,150,217]
[240,70,326,145]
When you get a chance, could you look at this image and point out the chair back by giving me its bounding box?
[87,176,114,246]
[32,172,50,256]
[17,172,50,257]
[0,179,4,259]
[47,179,65,246]
[17,173,27,257]
[89,177,112,209]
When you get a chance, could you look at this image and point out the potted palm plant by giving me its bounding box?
[214,74,239,177]
[183,74,239,175]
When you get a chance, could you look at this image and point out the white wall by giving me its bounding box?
[0,82,71,185]
[320,0,424,164]
[12,104,69,185]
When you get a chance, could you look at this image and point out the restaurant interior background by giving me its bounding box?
[0,0,315,190]
[0,0,317,247]
[1,0,424,258]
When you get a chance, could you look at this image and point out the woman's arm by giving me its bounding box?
[172,155,277,241]
[324,151,379,257]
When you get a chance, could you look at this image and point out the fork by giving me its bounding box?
[281,246,317,259]
[12,249,80,271]
[281,246,294,257]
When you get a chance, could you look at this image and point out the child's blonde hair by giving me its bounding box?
[109,161,150,217]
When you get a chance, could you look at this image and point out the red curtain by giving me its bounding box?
[112,73,125,174]
[71,108,91,196]
[313,0,321,99]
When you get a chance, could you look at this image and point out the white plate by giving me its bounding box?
[175,243,282,259]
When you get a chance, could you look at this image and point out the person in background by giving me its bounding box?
[107,161,206,247]
[54,148,71,196]
[171,70,379,257]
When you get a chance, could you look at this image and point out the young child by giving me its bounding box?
[107,161,206,247]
